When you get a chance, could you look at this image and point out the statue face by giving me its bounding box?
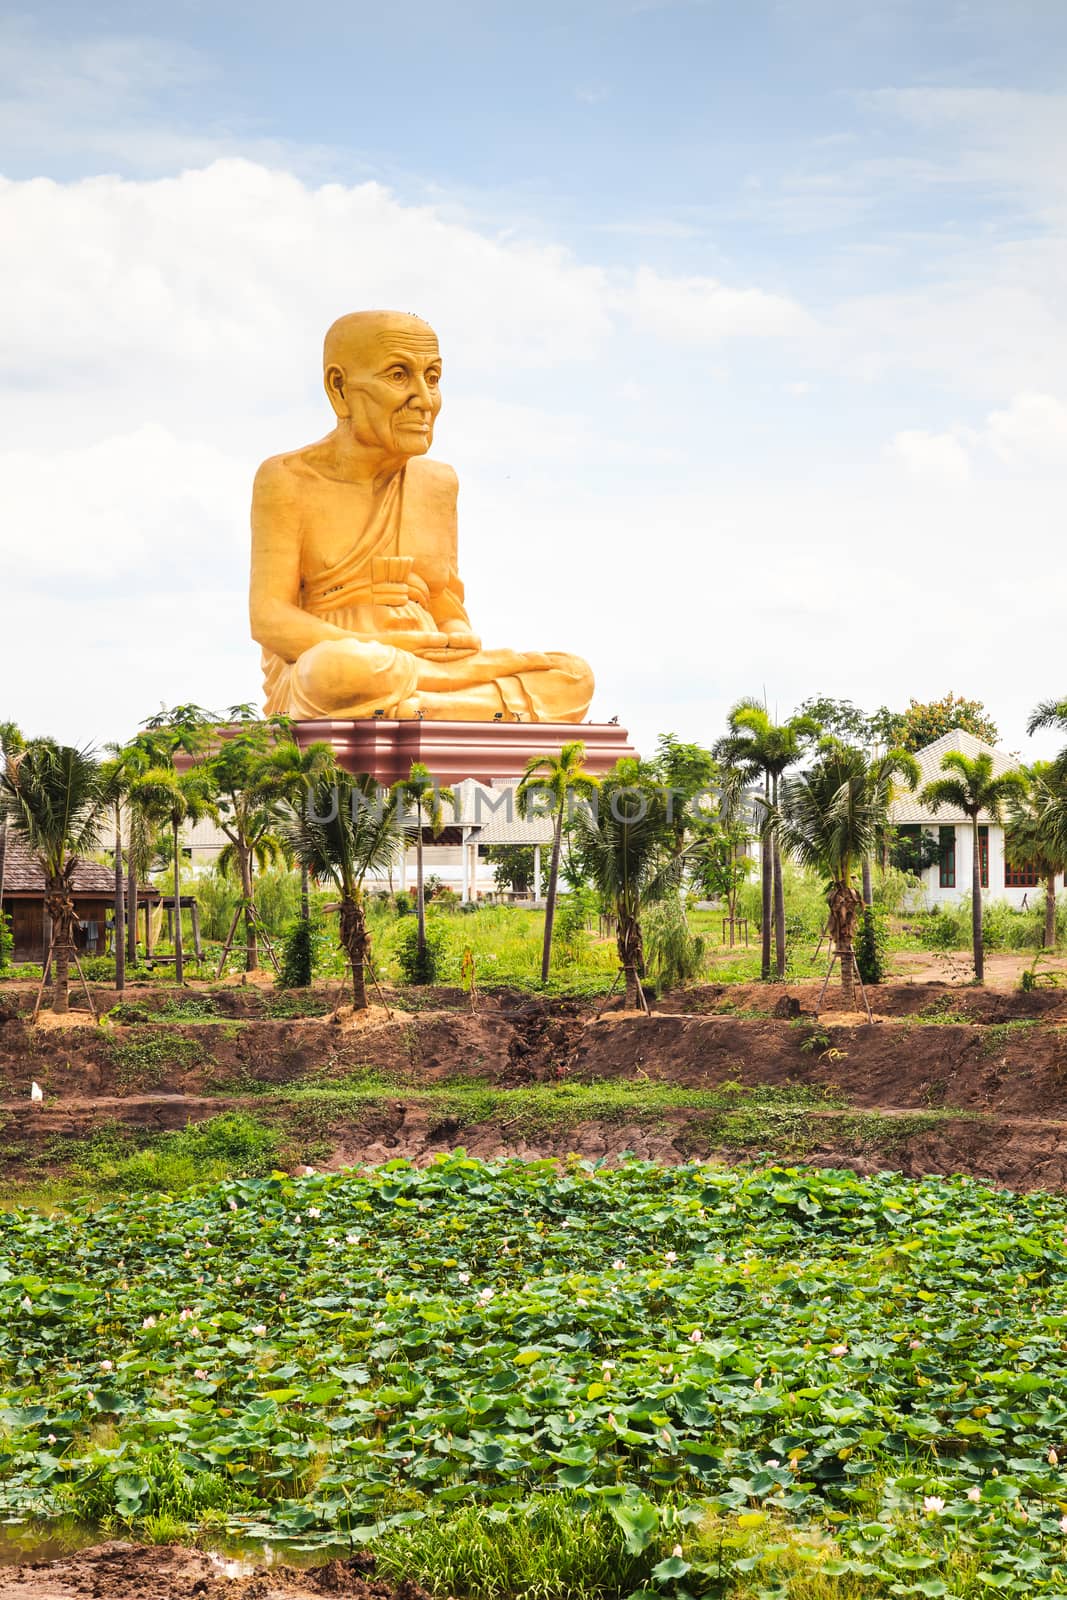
[327,316,443,458]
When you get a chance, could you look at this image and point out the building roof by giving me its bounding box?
[0,834,161,899]
[0,834,117,896]
[451,778,555,845]
[889,728,1022,826]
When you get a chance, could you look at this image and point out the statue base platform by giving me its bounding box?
[290,718,638,785]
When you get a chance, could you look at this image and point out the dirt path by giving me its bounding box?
[0,1542,430,1599]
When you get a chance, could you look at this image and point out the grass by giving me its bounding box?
[2,1080,975,1210]
[105,1027,214,1090]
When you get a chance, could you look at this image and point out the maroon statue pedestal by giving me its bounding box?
[290,718,637,784]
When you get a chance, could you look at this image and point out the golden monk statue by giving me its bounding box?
[249,310,594,722]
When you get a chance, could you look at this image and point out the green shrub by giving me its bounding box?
[277,917,318,988]
[80,954,116,982]
[395,915,450,984]
[855,906,889,985]
[643,898,706,990]
[0,912,12,974]
[394,890,413,916]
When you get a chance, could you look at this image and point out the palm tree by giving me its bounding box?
[1028,698,1067,755]
[713,701,818,980]
[567,759,685,1009]
[516,740,599,983]
[1007,763,1067,949]
[283,767,402,1008]
[772,744,918,1004]
[0,740,107,1013]
[392,763,455,979]
[920,751,1026,983]
[0,724,25,957]
[260,736,336,928]
[127,766,217,983]
[205,714,301,972]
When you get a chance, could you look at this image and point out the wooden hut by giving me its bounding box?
[0,835,159,964]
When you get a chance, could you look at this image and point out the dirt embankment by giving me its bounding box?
[3,980,1067,1192]
[2,1005,1065,1113]
[0,1541,429,1599]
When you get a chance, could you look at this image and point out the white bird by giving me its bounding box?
[30,1081,44,1103]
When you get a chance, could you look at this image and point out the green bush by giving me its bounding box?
[643,898,706,990]
[855,907,889,985]
[394,890,413,916]
[80,954,116,982]
[277,917,318,988]
[394,915,450,984]
[0,912,12,974]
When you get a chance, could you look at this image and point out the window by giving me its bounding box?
[979,825,989,890]
[939,826,956,889]
[1004,834,1041,888]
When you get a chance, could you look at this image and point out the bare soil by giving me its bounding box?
[0,1542,431,1599]
[3,975,1067,1192]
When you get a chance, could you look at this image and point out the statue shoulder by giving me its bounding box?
[406,456,458,501]
[253,449,315,502]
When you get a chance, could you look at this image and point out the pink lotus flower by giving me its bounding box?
[194,1369,209,1382]
[252,1324,267,1338]
[923,1496,944,1516]
[968,1486,981,1502]
[689,1329,703,1344]
[830,1344,848,1357]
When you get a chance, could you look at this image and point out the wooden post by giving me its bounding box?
[190,899,203,961]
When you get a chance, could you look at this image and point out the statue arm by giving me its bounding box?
[416,463,479,645]
[249,460,355,661]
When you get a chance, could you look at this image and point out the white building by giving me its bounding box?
[889,728,1051,909]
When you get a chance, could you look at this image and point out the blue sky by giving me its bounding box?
[2,1,1066,755]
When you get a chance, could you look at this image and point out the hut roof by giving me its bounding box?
[0,834,158,898]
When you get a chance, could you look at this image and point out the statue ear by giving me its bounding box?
[324,363,349,417]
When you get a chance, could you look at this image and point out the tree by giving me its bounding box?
[483,844,537,896]
[713,701,818,980]
[1006,763,1067,948]
[920,751,1026,983]
[567,759,685,1009]
[283,767,402,1008]
[98,753,132,991]
[392,763,455,981]
[0,740,107,1013]
[128,766,217,983]
[203,711,302,971]
[260,734,337,932]
[798,697,877,748]
[650,733,718,849]
[517,740,599,983]
[1028,698,1067,769]
[772,745,918,1004]
[873,694,999,754]
[0,723,25,942]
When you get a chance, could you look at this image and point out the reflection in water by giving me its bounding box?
[0,1522,350,1573]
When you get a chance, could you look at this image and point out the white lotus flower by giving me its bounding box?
[923,1496,944,1516]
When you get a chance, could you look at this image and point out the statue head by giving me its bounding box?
[323,310,442,458]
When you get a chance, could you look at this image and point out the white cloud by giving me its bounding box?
[627,266,813,342]
[985,392,1067,468]
[888,428,972,483]
[0,160,819,748]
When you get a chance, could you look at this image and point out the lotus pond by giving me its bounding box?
[4,1156,1067,1597]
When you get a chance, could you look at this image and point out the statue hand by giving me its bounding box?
[441,631,481,652]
